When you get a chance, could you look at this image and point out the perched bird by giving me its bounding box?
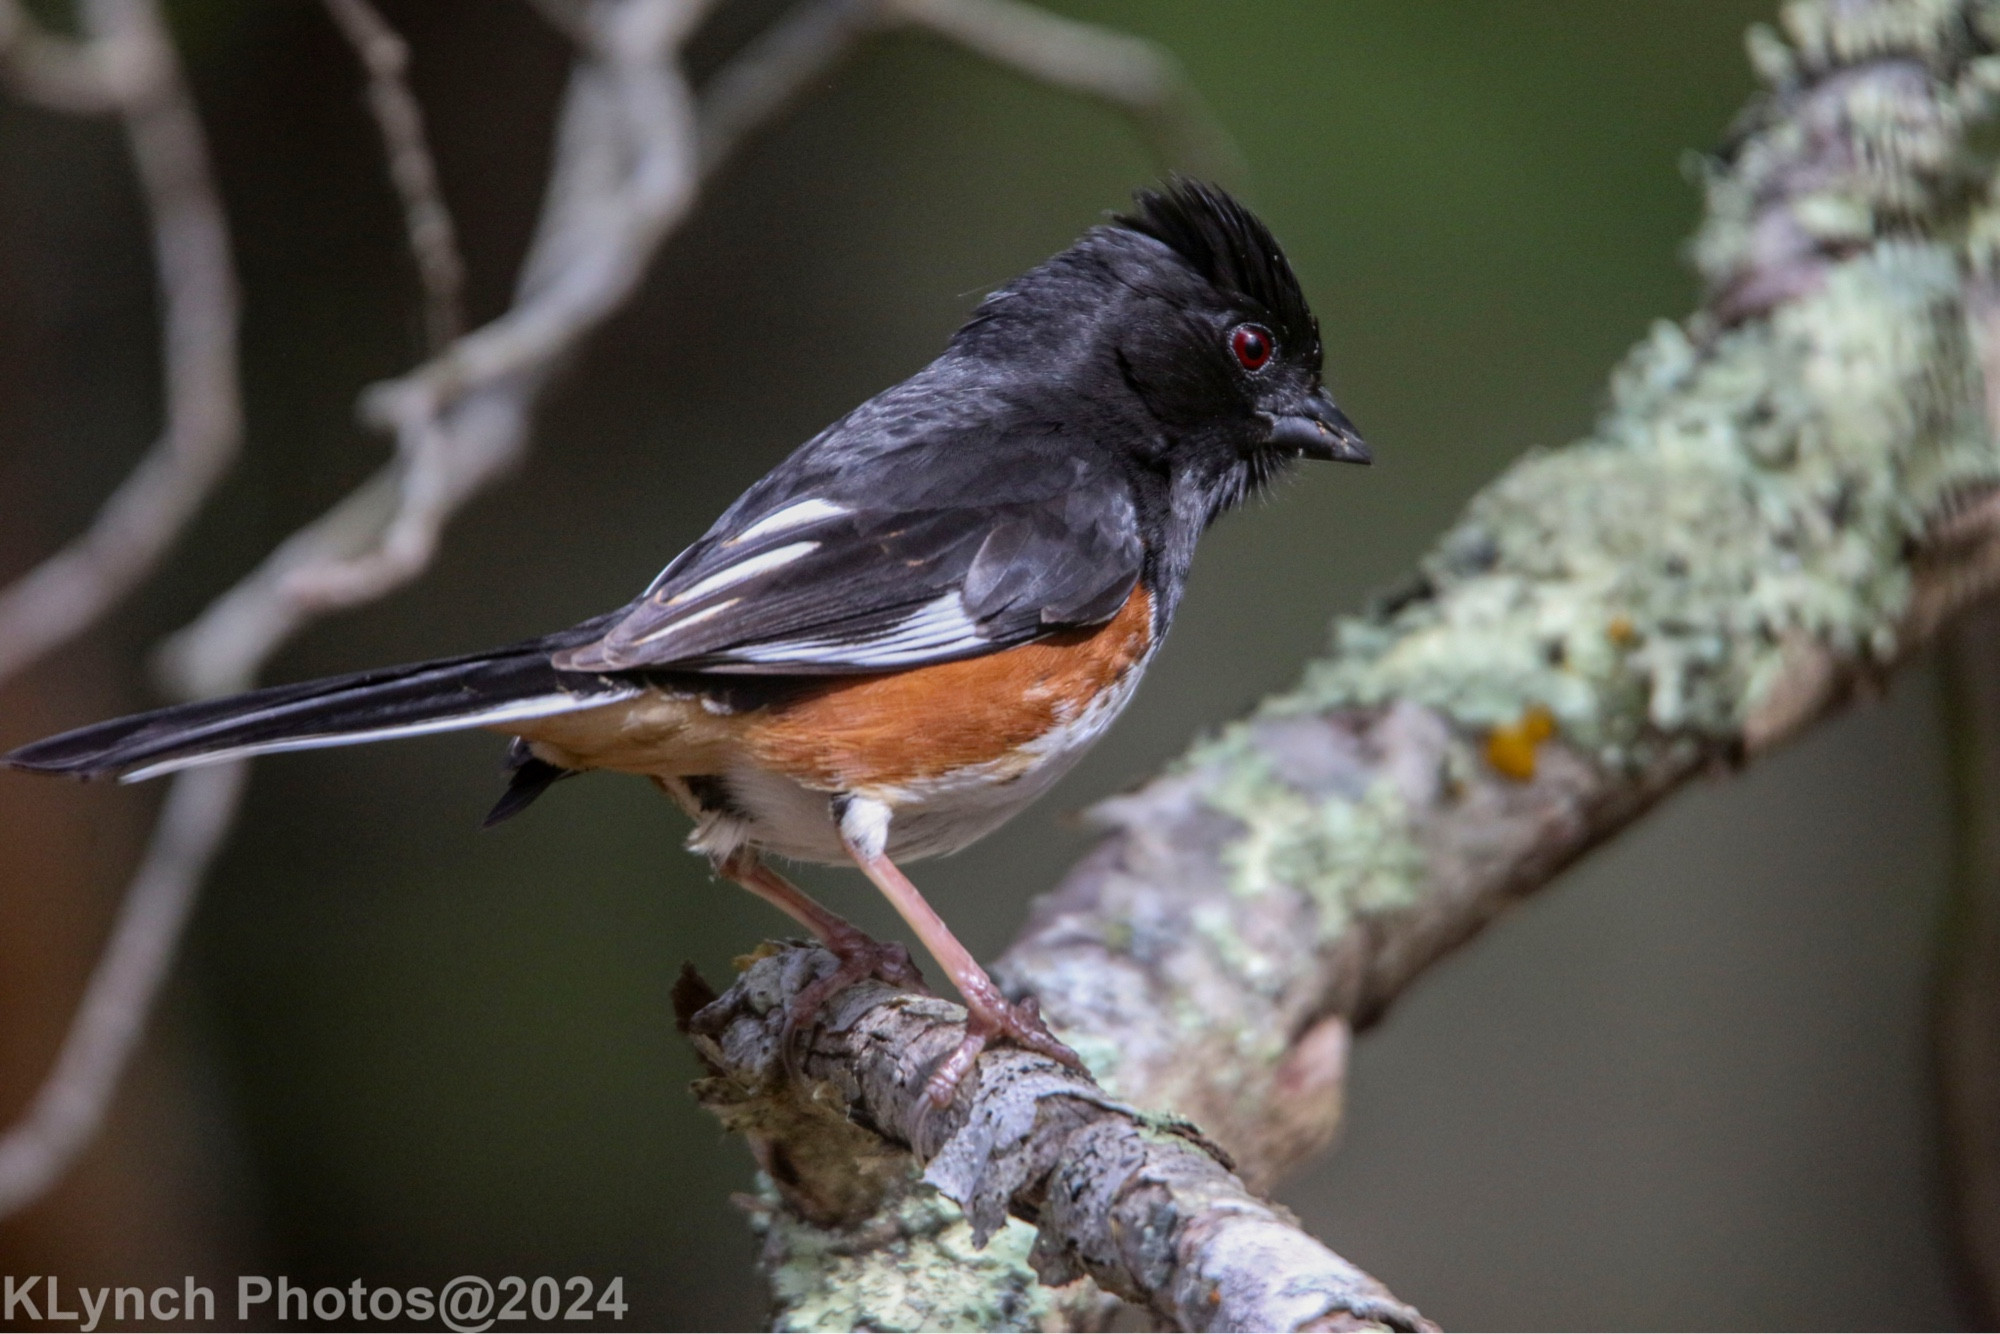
[6,180,1368,1104]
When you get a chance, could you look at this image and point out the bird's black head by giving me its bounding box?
[952,180,1367,524]
[1104,179,1368,491]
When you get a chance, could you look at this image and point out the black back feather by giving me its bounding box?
[1114,178,1320,369]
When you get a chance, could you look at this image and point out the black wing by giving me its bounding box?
[557,445,1144,676]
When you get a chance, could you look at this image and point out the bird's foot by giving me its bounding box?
[924,989,1086,1107]
[782,926,927,1074]
[830,838,1087,1105]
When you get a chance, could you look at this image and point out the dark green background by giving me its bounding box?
[0,2,1966,1328]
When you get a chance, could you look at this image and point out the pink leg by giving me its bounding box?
[717,851,926,1033]
[844,841,1085,1105]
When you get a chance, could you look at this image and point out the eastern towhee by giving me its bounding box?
[6,180,1369,1104]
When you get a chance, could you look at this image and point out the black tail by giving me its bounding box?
[4,620,631,784]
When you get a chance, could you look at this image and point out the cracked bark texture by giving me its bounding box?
[680,955,1426,1332]
[687,2,2000,1328]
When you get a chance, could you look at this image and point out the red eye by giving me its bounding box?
[1230,323,1274,371]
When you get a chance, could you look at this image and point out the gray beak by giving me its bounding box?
[1263,394,1371,464]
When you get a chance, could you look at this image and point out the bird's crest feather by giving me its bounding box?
[1114,178,1320,365]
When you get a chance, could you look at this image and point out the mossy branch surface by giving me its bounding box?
[692,2,2000,1328]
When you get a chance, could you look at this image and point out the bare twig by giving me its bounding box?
[323,0,466,352]
[0,0,385,1220]
[148,467,405,697]
[154,0,709,699]
[0,0,489,1220]
[0,0,243,1214]
[0,0,240,691]
[696,0,1240,188]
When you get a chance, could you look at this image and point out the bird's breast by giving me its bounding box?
[737,581,1155,795]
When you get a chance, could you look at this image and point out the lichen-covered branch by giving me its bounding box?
[679,951,1428,1332]
[746,2,2000,1326]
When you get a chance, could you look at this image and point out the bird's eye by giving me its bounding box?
[1230,323,1274,372]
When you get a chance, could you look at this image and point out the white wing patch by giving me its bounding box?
[118,688,639,784]
[728,498,851,545]
[665,541,818,606]
[717,592,989,668]
[629,597,739,647]
[637,500,847,599]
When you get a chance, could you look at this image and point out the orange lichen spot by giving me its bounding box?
[1485,705,1556,781]
[734,941,786,971]
[1606,615,1638,648]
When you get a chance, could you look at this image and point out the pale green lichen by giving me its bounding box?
[1301,243,1992,759]
[1197,748,1425,940]
[1061,1029,1124,1087]
[759,1174,1060,1332]
[1697,4,1993,283]
[1780,0,1974,78]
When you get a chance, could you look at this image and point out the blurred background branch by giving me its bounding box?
[0,0,239,692]
[155,0,710,680]
[0,0,242,1219]
[0,0,718,1226]
[322,0,465,354]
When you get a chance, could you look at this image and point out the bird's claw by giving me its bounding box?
[781,933,928,1077]
[923,992,1086,1107]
